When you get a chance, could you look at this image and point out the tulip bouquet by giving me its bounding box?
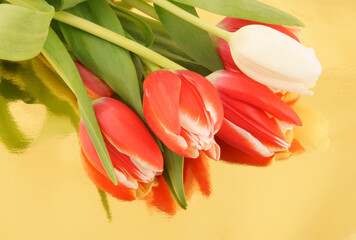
[0,0,323,215]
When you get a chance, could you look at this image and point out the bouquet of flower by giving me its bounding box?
[0,0,326,215]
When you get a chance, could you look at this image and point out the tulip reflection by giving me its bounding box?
[82,150,212,215]
[218,104,329,166]
[0,58,79,152]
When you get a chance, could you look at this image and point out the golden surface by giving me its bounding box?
[1,0,355,239]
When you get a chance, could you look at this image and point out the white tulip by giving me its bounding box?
[229,25,322,95]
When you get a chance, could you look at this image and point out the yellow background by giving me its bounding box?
[1,0,356,239]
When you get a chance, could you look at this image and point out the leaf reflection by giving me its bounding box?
[0,57,79,152]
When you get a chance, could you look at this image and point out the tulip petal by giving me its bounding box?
[217,119,274,157]
[75,61,114,99]
[143,70,188,154]
[79,121,138,189]
[207,70,302,126]
[216,137,275,166]
[216,17,300,73]
[202,140,221,161]
[220,94,290,150]
[81,150,137,200]
[229,25,322,95]
[178,78,212,138]
[103,136,156,183]
[176,70,224,133]
[93,98,163,174]
[218,17,300,41]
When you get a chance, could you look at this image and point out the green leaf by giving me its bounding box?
[162,145,187,209]
[45,0,86,10]
[42,28,118,185]
[155,1,223,72]
[58,0,144,118]
[120,14,211,75]
[172,0,304,27]
[111,4,154,47]
[0,2,54,61]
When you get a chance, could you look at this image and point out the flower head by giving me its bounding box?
[229,24,322,95]
[79,97,164,189]
[143,70,224,160]
[207,70,302,157]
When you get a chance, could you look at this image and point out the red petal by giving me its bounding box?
[217,119,274,157]
[209,70,302,127]
[81,149,137,201]
[218,17,299,42]
[202,140,221,161]
[75,61,114,99]
[79,121,140,189]
[178,77,212,138]
[221,94,290,150]
[216,137,275,166]
[143,70,188,155]
[93,98,163,174]
[175,70,224,133]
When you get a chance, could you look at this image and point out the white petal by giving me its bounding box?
[229,25,322,95]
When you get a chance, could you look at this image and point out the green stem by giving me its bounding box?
[122,0,159,20]
[140,57,161,72]
[150,0,232,41]
[53,11,185,70]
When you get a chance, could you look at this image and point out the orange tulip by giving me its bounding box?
[79,97,164,189]
[143,70,224,160]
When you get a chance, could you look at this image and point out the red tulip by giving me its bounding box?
[75,61,114,99]
[207,70,302,158]
[215,17,300,72]
[79,97,164,189]
[143,70,224,160]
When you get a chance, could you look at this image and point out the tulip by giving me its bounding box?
[207,70,302,158]
[79,97,164,189]
[215,17,300,72]
[229,24,322,95]
[75,61,114,99]
[143,70,224,160]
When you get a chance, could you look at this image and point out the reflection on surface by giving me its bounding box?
[1,0,356,238]
[82,148,212,216]
[0,58,79,152]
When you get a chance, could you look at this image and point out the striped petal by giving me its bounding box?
[216,137,275,166]
[207,70,302,127]
[217,119,274,157]
[93,98,163,174]
[202,140,221,161]
[221,94,290,150]
[143,70,188,155]
[176,70,224,133]
[81,149,137,201]
[79,121,138,189]
[178,77,212,138]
